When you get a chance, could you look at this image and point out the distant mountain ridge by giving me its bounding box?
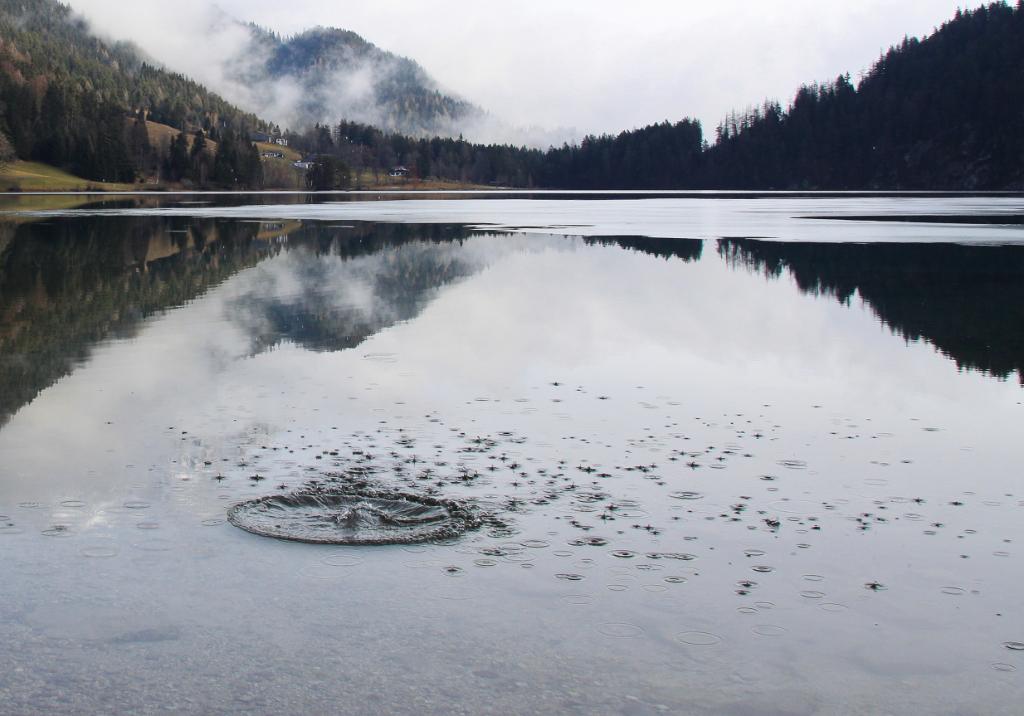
[0,0,1021,190]
[228,22,484,137]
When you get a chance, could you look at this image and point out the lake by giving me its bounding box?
[0,193,1022,714]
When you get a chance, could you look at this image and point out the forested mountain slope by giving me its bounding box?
[0,0,267,184]
[702,1,1024,189]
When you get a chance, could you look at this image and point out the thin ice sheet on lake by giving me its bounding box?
[10,195,1024,244]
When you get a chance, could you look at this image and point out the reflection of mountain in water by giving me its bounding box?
[719,239,1024,383]
[0,218,708,428]
[234,233,706,355]
[229,224,479,353]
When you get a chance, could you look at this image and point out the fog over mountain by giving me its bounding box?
[66,0,569,145]
[228,22,485,138]
[69,0,987,146]
[4,0,1017,190]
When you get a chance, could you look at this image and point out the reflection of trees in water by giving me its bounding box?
[719,239,1024,383]
[0,216,276,426]
[583,236,703,263]
[0,220,477,426]
[19,217,994,433]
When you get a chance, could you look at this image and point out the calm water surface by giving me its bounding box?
[0,194,1022,714]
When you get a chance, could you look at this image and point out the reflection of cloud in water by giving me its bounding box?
[0,231,561,505]
[224,233,557,354]
[1,224,1019,517]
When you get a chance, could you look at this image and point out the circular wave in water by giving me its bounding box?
[228,487,480,545]
[676,631,722,646]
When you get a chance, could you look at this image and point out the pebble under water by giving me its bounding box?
[0,197,1022,715]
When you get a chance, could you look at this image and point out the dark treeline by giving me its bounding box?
[719,238,1024,382]
[291,2,1024,190]
[290,118,703,189]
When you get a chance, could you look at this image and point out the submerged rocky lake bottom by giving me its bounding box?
[0,194,1022,714]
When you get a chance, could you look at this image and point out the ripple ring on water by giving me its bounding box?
[820,603,848,613]
[80,545,119,559]
[322,553,363,567]
[560,594,594,606]
[132,538,174,552]
[598,622,644,639]
[676,631,722,646]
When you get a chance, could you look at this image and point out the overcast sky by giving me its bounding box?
[71,0,985,139]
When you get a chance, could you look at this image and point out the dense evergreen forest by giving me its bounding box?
[0,0,1021,189]
[290,1,1024,190]
[703,1,1024,189]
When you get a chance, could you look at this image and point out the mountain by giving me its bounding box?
[1,0,1020,190]
[0,0,268,184]
[227,23,484,138]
